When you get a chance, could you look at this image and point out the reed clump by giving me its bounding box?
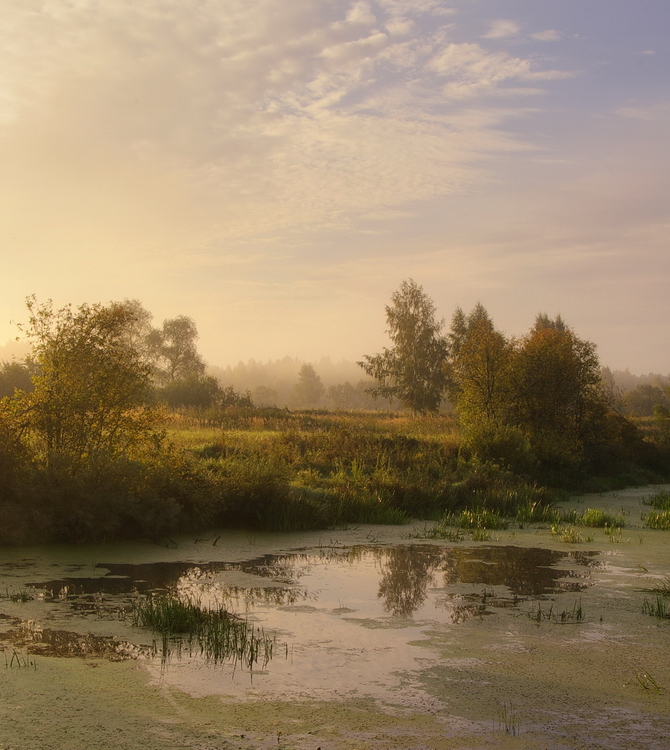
[131,593,277,669]
[643,490,670,529]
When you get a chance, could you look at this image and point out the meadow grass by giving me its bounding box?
[3,405,665,542]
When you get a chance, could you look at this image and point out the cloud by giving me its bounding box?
[428,43,571,99]
[531,29,561,42]
[482,20,521,39]
[616,106,655,121]
[0,0,571,255]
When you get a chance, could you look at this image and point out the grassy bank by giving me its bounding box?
[1,407,667,544]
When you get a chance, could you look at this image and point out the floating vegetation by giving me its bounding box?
[528,599,584,624]
[550,525,594,544]
[497,702,519,736]
[131,593,278,670]
[410,523,465,542]
[645,491,670,511]
[470,528,493,542]
[578,508,625,528]
[516,500,558,525]
[445,508,509,530]
[644,576,670,597]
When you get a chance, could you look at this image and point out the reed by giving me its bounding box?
[131,593,278,669]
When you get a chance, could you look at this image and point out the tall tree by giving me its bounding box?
[447,304,514,428]
[293,363,325,408]
[147,315,205,384]
[359,279,449,413]
[510,318,605,454]
[0,361,34,398]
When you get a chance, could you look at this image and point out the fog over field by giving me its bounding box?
[0,1,668,372]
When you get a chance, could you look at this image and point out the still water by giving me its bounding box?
[1,487,670,749]
[0,534,611,700]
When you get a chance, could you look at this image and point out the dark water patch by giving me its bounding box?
[21,544,597,621]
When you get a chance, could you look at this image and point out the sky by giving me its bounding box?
[1,0,668,373]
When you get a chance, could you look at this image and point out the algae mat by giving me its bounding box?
[1,486,669,749]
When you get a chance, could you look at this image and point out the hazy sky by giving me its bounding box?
[1,0,668,373]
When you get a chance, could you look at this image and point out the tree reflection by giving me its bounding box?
[376,546,441,617]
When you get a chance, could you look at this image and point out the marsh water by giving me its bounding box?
[1,487,670,749]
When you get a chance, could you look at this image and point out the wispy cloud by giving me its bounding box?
[0,0,569,248]
[482,20,521,39]
[1,1,666,372]
[532,29,561,42]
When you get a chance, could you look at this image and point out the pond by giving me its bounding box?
[1,486,669,750]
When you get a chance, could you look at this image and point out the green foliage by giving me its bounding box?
[550,525,594,544]
[359,279,449,413]
[624,384,670,417]
[646,490,670,510]
[644,511,670,530]
[156,375,253,409]
[448,304,514,428]
[578,508,624,528]
[641,491,670,530]
[511,321,605,465]
[516,499,559,524]
[131,593,277,668]
[445,508,508,530]
[642,596,670,619]
[20,297,161,470]
[461,423,536,474]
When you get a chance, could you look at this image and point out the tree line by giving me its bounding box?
[0,290,666,544]
[359,279,662,482]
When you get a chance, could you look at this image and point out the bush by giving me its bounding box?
[462,424,536,474]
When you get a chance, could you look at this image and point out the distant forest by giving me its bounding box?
[1,329,668,416]
[210,357,670,416]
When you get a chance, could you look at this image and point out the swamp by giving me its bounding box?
[1,485,669,750]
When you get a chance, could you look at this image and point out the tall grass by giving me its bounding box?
[3,405,663,542]
[131,593,277,669]
[642,490,670,529]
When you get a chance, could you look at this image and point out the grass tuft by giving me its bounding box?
[131,593,278,669]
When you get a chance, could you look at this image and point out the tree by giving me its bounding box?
[358,279,449,413]
[447,304,514,428]
[624,384,670,417]
[147,316,205,384]
[253,384,279,407]
[0,360,34,398]
[508,315,606,466]
[19,297,161,470]
[293,363,325,408]
[156,375,254,409]
[157,374,223,408]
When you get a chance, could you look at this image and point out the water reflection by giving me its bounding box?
[376,546,441,618]
[23,544,595,621]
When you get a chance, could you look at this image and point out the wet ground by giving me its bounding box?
[1,485,669,749]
